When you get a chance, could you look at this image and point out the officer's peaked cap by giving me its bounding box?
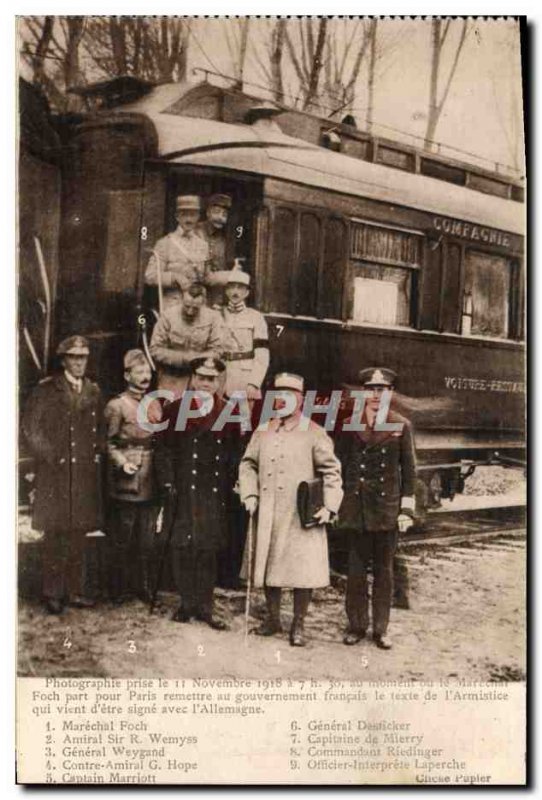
[226,269,250,286]
[191,356,226,377]
[207,193,232,209]
[274,372,304,392]
[359,367,397,387]
[123,349,148,370]
[56,335,90,356]
[176,194,201,211]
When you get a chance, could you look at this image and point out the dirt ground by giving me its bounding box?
[18,533,526,682]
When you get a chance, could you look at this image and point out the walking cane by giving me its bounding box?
[244,511,254,645]
[149,487,176,615]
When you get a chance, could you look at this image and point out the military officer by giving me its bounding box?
[239,373,344,647]
[196,193,233,307]
[104,349,162,603]
[145,195,210,311]
[149,282,224,397]
[221,268,270,403]
[335,367,416,650]
[154,357,234,630]
[218,267,270,587]
[23,336,105,614]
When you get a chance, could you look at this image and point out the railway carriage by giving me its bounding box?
[19,77,525,507]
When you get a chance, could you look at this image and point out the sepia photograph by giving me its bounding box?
[15,14,527,785]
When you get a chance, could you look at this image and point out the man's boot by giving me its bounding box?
[253,587,282,636]
[290,589,312,647]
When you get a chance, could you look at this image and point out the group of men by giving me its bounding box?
[22,193,417,651]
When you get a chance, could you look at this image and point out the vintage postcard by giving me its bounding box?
[16,16,526,785]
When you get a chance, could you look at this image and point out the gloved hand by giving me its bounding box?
[244,496,258,516]
[313,507,332,525]
[398,513,414,533]
[123,462,139,475]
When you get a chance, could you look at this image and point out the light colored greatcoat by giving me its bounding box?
[239,415,343,588]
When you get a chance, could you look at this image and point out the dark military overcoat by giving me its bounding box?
[23,373,105,532]
[335,409,416,532]
[154,396,235,550]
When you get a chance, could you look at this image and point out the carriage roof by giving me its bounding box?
[117,83,524,236]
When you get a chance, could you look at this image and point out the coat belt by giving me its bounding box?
[223,350,254,361]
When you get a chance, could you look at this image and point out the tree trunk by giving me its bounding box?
[366,19,378,133]
[270,19,286,102]
[424,20,441,149]
[31,16,54,88]
[303,18,328,110]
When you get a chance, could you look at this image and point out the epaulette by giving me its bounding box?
[38,376,53,385]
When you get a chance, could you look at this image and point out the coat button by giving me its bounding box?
[59,458,66,464]
[380,477,384,482]
[360,464,365,469]
[381,462,386,467]
[360,477,364,482]
[194,438,198,443]
[193,454,198,459]
[71,458,76,463]
[192,469,197,475]
[213,488,218,493]
[381,448,386,453]
[217,438,222,444]
[215,471,219,476]
[215,456,220,461]
[191,485,195,490]
[381,491,386,496]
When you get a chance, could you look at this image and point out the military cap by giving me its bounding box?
[207,193,232,210]
[274,372,304,392]
[226,269,250,286]
[191,356,226,377]
[176,195,201,211]
[56,335,90,356]
[123,348,148,370]
[359,367,397,387]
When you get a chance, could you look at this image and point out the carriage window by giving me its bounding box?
[349,221,421,327]
[463,251,511,338]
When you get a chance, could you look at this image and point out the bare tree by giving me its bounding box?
[424,18,469,149]
[84,17,190,83]
[322,19,370,118]
[225,18,250,89]
[283,18,330,111]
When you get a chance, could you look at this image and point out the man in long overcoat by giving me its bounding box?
[154,357,234,629]
[239,372,343,647]
[335,367,416,650]
[23,336,105,613]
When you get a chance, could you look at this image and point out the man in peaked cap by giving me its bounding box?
[239,372,343,646]
[335,366,416,650]
[196,193,234,307]
[23,335,105,613]
[104,349,162,604]
[145,195,210,311]
[154,356,235,630]
[218,265,270,587]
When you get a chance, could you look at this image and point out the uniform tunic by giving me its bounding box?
[104,389,159,503]
[239,415,343,589]
[336,410,416,532]
[145,228,210,310]
[221,304,270,398]
[195,220,232,307]
[23,373,105,600]
[149,304,224,396]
